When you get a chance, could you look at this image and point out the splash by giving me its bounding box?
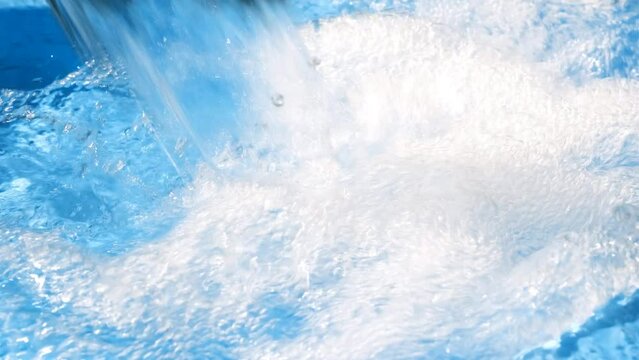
[1,0,639,358]
[46,0,316,175]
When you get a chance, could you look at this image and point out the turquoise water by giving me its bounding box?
[1,1,639,359]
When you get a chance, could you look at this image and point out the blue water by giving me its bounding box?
[0,6,77,90]
[1,1,639,359]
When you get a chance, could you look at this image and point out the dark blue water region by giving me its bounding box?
[0,7,80,90]
[523,290,639,359]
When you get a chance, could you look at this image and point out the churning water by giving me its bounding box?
[1,0,639,358]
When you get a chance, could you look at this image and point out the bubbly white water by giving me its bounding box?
[4,1,639,358]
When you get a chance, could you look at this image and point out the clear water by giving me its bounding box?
[1,0,639,359]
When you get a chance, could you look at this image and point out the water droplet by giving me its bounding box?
[271,93,285,107]
[309,56,321,67]
[175,137,187,154]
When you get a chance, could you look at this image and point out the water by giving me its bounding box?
[1,0,639,358]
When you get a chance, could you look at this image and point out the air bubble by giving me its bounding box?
[271,93,285,107]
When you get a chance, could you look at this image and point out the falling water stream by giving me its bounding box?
[1,0,639,358]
